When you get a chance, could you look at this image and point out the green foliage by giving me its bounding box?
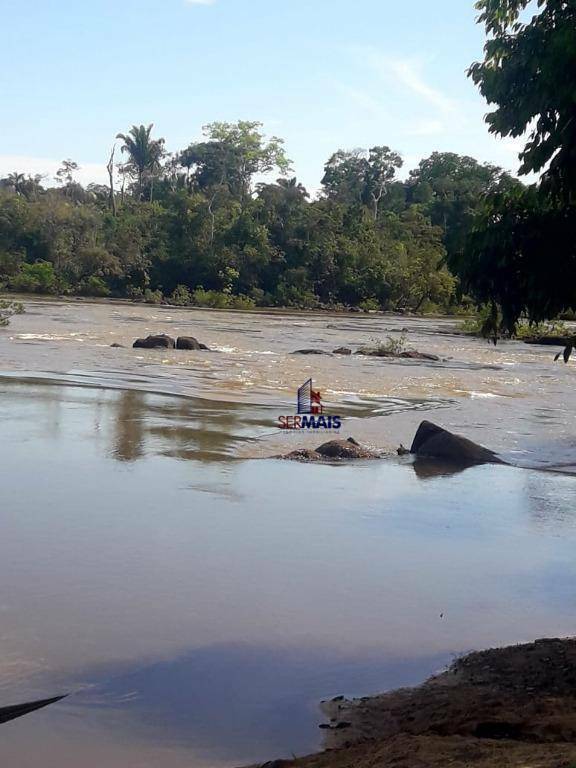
[191,288,255,310]
[143,288,163,305]
[116,124,166,200]
[78,275,111,297]
[365,333,408,355]
[470,0,576,202]
[358,298,381,312]
[515,320,570,340]
[454,186,576,335]
[10,261,59,294]
[447,0,576,337]
[322,146,403,219]
[409,152,519,260]
[0,299,24,326]
[178,121,290,201]
[169,284,192,306]
[0,118,518,315]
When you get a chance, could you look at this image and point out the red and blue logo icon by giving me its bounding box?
[279,379,342,430]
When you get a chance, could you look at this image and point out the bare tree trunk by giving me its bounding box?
[107,146,117,216]
[208,194,217,249]
[371,181,386,222]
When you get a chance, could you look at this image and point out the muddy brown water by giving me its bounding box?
[1,297,576,767]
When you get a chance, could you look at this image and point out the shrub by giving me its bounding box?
[275,282,319,309]
[169,284,192,306]
[515,320,569,339]
[78,275,111,297]
[229,294,256,310]
[0,299,24,327]
[364,333,407,355]
[10,261,58,294]
[191,288,256,310]
[358,298,381,312]
[126,286,144,302]
[143,288,163,304]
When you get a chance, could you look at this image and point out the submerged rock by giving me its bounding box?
[356,347,440,361]
[176,336,210,351]
[110,343,125,348]
[410,420,503,466]
[399,350,440,361]
[291,349,332,355]
[133,334,176,349]
[314,438,379,460]
[279,438,384,462]
[333,347,352,355]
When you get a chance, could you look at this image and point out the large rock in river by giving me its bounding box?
[280,437,384,462]
[410,420,503,466]
[176,336,210,351]
[133,334,176,349]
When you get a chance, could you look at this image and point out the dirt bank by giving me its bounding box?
[251,638,576,768]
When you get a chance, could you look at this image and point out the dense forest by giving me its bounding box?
[0,122,518,313]
[1,0,574,330]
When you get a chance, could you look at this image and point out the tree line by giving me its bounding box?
[0,120,518,313]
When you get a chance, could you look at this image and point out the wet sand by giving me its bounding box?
[255,638,576,768]
[1,297,576,766]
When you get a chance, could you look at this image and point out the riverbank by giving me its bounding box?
[251,637,576,768]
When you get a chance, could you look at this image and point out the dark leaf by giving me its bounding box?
[0,695,67,725]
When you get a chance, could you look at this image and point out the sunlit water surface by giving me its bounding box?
[0,299,576,766]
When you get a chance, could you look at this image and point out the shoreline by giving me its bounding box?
[250,637,576,768]
[0,291,471,322]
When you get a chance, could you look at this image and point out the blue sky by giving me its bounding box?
[1,0,525,191]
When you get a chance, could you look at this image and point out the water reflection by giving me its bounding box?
[2,378,576,767]
[113,390,145,462]
[409,457,469,480]
[72,643,449,764]
[0,379,271,463]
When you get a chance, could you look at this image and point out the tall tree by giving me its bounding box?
[321,146,402,219]
[55,159,80,198]
[106,145,117,216]
[469,0,576,202]
[116,124,166,201]
[455,0,576,335]
[179,121,290,202]
[6,172,26,196]
[409,152,518,258]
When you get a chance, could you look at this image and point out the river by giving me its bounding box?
[0,297,575,767]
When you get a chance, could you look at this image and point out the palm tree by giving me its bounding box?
[7,172,26,196]
[115,124,165,200]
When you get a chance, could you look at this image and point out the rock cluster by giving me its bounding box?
[279,438,385,462]
[132,334,210,350]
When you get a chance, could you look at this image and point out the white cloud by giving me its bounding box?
[0,155,108,187]
[352,47,466,129]
[381,56,459,115]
